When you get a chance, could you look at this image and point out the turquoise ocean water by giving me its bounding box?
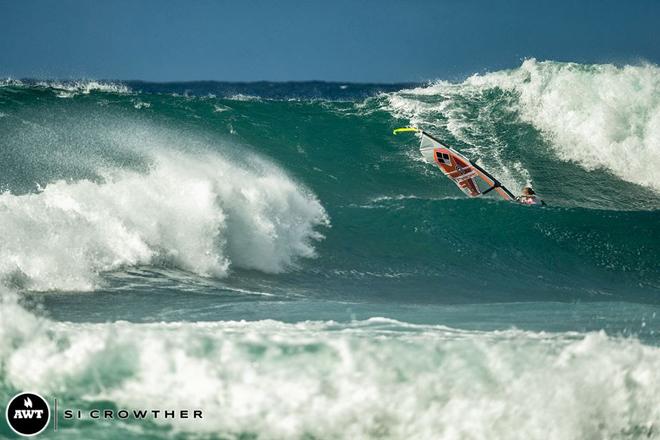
[1,60,659,439]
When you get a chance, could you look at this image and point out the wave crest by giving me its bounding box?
[0,78,131,96]
[0,152,328,291]
[387,59,660,192]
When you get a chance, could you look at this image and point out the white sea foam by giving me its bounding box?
[387,59,660,192]
[1,78,129,95]
[132,100,151,109]
[0,151,328,291]
[39,80,132,95]
[384,79,529,194]
[0,78,24,87]
[227,93,261,101]
[213,104,232,112]
[0,292,658,439]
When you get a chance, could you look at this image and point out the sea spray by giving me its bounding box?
[386,59,660,192]
[0,151,328,291]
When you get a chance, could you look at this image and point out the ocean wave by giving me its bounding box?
[0,78,132,97]
[0,151,328,291]
[39,80,132,95]
[1,291,658,439]
[387,59,660,192]
[1,67,658,297]
[226,93,261,101]
[0,78,24,87]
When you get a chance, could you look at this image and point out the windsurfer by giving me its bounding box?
[516,187,545,206]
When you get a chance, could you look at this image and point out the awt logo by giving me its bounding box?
[5,392,50,436]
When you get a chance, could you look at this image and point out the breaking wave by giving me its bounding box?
[386,59,660,192]
[0,289,658,439]
[0,150,328,291]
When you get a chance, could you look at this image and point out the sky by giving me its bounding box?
[1,0,659,82]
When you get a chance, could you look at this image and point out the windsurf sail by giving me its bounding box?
[394,127,515,201]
